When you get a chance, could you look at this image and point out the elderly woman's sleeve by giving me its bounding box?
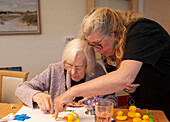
[95,63,118,108]
[15,64,53,108]
[98,94,118,108]
[94,63,106,76]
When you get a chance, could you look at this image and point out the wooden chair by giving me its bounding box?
[116,93,130,108]
[0,70,29,103]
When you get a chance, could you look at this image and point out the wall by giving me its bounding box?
[0,0,169,93]
[141,0,170,33]
[0,0,87,80]
[95,0,130,12]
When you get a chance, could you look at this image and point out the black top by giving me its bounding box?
[104,58,117,73]
[64,69,85,102]
[71,77,86,102]
[123,18,170,119]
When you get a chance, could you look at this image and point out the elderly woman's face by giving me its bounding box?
[87,31,117,57]
[65,53,86,82]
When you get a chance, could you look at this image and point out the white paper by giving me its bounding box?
[8,106,94,122]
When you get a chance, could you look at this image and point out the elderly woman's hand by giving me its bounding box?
[123,84,140,93]
[33,93,54,114]
[54,90,73,119]
[77,96,94,105]
[67,102,84,107]
[77,97,88,105]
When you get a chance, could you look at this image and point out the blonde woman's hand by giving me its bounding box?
[33,93,54,114]
[54,90,73,119]
[124,84,140,93]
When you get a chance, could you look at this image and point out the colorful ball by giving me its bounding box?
[67,113,74,121]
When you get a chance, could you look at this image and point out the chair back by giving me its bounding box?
[116,93,129,108]
[0,70,29,103]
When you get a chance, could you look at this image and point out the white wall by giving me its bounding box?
[0,0,87,79]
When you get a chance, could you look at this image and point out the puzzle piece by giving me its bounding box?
[14,114,31,121]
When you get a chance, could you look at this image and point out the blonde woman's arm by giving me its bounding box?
[54,60,142,118]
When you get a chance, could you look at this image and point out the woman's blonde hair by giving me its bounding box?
[80,7,142,67]
[62,38,96,76]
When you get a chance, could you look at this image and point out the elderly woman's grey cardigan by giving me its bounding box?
[15,62,118,108]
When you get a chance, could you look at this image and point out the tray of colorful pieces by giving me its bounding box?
[52,110,80,122]
[114,105,158,122]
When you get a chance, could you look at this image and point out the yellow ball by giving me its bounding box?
[142,115,149,120]
[135,113,141,118]
[67,113,74,121]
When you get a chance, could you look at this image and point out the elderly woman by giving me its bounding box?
[15,38,117,114]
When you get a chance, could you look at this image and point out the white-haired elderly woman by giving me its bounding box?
[15,38,117,114]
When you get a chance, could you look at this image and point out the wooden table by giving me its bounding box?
[0,103,23,119]
[0,103,169,122]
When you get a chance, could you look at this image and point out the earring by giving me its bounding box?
[114,43,118,48]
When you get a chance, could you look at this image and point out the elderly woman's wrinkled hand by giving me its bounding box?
[67,102,84,107]
[124,84,140,93]
[77,96,94,105]
[33,93,54,114]
[77,97,88,105]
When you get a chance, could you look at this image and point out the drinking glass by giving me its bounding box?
[95,100,114,122]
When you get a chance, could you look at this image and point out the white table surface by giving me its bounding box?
[8,106,95,122]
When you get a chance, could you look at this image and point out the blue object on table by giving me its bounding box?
[14,114,31,121]
[47,109,75,112]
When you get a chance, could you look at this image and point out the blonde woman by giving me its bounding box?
[54,8,170,120]
[15,38,117,114]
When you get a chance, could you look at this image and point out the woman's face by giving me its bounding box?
[65,53,86,82]
[87,31,118,57]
